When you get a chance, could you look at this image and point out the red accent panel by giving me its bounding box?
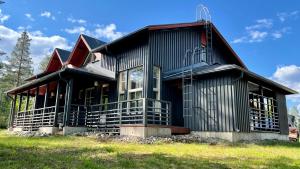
[67,39,89,67]
[201,31,207,46]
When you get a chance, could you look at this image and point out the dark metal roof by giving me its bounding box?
[56,48,71,63]
[91,21,247,69]
[164,64,298,95]
[81,34,106,50]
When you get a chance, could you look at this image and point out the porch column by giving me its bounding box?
[42,84,49,126]
[34,87,39,109]
[63,79,73,126]
[8,94,17,128]
[25,90,30,111]
[54,81,61,126]
[18,94,23,112]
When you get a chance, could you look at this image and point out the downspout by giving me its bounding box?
[232,71,244,132]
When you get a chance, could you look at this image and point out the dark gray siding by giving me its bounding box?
[149,28,235,73]
[185,74,236,132]
[234,78,251,132]
[276,93,289,135]
[116,42,148,72]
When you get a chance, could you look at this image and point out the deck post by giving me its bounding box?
[143,98,147,126]
[54,81,61,127]
[34,87,39,109]
[63,79,73,126]
[25,90,30,111]
[42,84,49,126]
[18,94,23,112]
[8,94,17,128]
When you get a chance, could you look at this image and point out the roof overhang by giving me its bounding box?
[91,21,247,69]
[163,64,298,95]
[6,67,116,95]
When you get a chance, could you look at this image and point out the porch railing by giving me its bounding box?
[14,106,56,131]
[69,98,171,133]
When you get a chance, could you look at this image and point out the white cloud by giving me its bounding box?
[67,17,86,24]
[93,24,124,41]
[271,65,300,106]
[0,25,71,73]
[246,19,273,30]
[40,11,55,20]
[64,23,124,41]
[248,30,268,42]
[0,9,10,23]
[25,13,34,21]
[277,11,299,22]
[271,27,290,39]
[64,26,86,34]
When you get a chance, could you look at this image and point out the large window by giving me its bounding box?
[248,82,279,132]
[128,67,143,101]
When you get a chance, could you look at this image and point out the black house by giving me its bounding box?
[6,21,297,141]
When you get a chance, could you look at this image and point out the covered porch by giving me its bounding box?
[7,67,171,135]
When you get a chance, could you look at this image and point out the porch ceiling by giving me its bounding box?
[6,67,116,95]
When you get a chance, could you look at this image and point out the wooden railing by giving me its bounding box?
[14,106,56,131]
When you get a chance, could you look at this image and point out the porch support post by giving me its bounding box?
[54,81,61,126]
[18,94,23,112]
[8,94,17,128]
[34,87,39,109]
[63,79,73,126]
[42,84,49,126]
[25,90,30,111]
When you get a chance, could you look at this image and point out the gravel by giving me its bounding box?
[71,132,229,144]
[10,131,50,137]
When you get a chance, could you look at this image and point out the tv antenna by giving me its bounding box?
[196,4,211,23]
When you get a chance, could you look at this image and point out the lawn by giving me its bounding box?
[0,130,300,169]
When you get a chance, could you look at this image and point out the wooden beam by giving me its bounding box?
[9,94,17,128]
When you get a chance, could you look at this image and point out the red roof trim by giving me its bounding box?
[65,34,92,65]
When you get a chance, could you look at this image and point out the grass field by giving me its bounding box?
[0,130,300,169]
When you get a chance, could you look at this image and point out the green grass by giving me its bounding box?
[0,130,300,169]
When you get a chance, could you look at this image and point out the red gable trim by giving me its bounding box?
[65,34,91,67]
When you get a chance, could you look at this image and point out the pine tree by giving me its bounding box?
[3,31,33,87]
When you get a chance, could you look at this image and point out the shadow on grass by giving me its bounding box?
[226,140,300,148]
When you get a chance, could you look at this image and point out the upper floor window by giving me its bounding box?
[129,67,143,91]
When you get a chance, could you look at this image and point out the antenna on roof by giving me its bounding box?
[196,4,211,23]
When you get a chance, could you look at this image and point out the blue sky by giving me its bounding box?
[0,0,300,111]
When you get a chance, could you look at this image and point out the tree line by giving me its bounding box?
[0,31,50,128]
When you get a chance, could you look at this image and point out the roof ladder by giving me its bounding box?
[182,50,193,118]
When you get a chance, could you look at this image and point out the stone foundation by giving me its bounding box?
[63,127,87,135]
[120,125,171,138]
[38,127,59,135]
[191,131,289,142]
[12,127,23,132]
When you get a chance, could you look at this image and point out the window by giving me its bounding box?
[248,82,279,132]
[128,67,143,110]
[153,66,160,100]
[118,71,127,101]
